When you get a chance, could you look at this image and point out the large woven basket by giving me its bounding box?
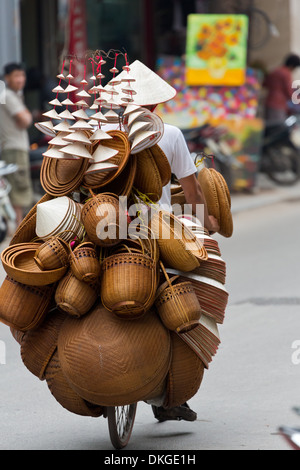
[45,349,104,417]
[69,242,100,283]
[20,308,66,380]
[34,237,70,271]
[163,332,205,409]
[100,245,158,319]
[0,276,54,331]
[81,192,120,247]
[55,270,98,318]
[155,263,201,333]
[57,304,171,406]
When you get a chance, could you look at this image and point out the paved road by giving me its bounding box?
[1,196,300,450]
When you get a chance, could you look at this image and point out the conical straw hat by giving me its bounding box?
[72,109,90,121]
[48,134,70,146]
[127,109,146,126]
[92,145,119,163]
[49,98,62,107]
[128,120,150,139]
[63,131,91,145]
[123,103,142,116]
[43,146,69,159]
[53,121,74,133]
[90,129,112,141]
[85,162,118,174]
[58,109,75,120]
[43,109,61,120]
[35,121,56,137]
[107,59,177,106]
[61,143,93,160]
[130,130,161,154]
[69,120,94,131]
[36,197,70,238]
[91,111,108,123]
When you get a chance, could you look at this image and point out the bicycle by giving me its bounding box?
[104,403,138,449]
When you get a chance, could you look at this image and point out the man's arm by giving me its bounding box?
[179,173,220,233]
[14,109,33,129]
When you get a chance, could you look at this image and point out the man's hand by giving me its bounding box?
[207,215,220,234]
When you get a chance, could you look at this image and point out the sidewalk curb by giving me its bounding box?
[231,184,300,214]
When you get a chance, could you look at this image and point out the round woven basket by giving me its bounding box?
[100,153,137,197]
[45,349,104,417]
[0,276,54,331]
[81,192,120,247]
[150,210,208,272]
[69,242,100,283]
[163,332,205,409]
[1,243,68,286]
[155,265,201,333]
[55,270,98,318]
[20,308,66,380]
[57,304,171,406]
[101,246,158,319]
[34,237,70,271]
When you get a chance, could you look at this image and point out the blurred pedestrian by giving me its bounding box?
[264,53,300,122]
[0,63,33,226]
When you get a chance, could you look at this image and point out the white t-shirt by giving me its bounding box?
[101,121,197,209]
[0,88,30,151]
[157,123,197,209]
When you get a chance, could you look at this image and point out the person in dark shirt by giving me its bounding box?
[263,54,300,122]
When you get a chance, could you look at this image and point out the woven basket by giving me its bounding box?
[133,147,163,202]
[1,243,67,286]
[155,263,201,333]
[45,349,104,417]
[57,304,171,406]
[150,210,208,272]
[41,151,90,197]
[198,167,233,238]
[55,270,98,318]
[69,242,100,283]
[163,332,205,409]
[81,192,120,247]
[0,276,54,331]
[101,245,158,318]
[20,308,66,380]
[34,237,70,270]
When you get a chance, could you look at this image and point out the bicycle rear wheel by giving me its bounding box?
[107,403,137,449]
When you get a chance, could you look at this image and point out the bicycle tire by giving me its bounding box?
[107,404,137,449]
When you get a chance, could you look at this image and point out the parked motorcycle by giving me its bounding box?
[261,115,300,185]
[0,161,17,243]
[181,124,234,190]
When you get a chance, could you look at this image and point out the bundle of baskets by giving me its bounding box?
[0,128,232,416]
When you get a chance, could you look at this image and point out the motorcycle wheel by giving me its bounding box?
[0,215,7,244]
[264,144,300,185]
